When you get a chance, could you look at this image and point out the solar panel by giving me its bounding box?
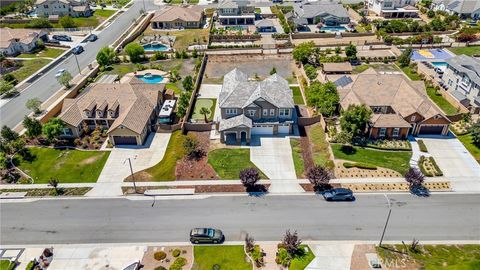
[334,76,353,87]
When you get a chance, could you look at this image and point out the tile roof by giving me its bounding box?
[219,69,295,109]
[59,82,164,134]
[371,114,411,128]
[219,114,253,131]
[323,62,353,73]
[434,0,480,14]
[151,5,204,23]
[0,28,45,49]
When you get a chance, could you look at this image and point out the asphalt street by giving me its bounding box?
[1,194,479,245]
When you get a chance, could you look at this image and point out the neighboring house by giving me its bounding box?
[335,68,450,139]
[442,55,480,113]
[35,0,92,17]
[255,19,276,32]
[59,79,165,146]
[289,2,350,28]
[432,0,480,19]
[151,6,205,29]
[218,69,296,144]
[365,0,419,18]
[217,0,255,25]
[322,62,353,74]
[0,28,48,56]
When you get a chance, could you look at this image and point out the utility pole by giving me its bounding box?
[73,54,81,75]
[379,194,392,247]
[125,155,138,194]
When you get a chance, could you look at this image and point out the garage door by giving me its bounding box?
[251,125,274,135]
[419,125,444,135]
[278,125,290,134]
[113,136,137,145]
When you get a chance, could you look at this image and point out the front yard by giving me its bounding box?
[17,147,110,183]
[457,133,480,163]
[208,148,268,179]
[331,144,412,174]
[10,58,51,82]
[309,124,333,169]
[290,245,315,270]
[17,47,65,59]
[192,246,252,270]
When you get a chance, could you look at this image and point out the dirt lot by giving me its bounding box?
[204,54,295,82]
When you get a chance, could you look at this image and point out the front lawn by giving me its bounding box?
[457,133,480,163]
[426,87,459,115]
[331,144,412,174]
[290,245,315,270]
[94,9,116,19]
[448,46,480,56]
[192,98,216,122]
[0,260,15,270]
[290,138,305,178]
[17,47,65,59]
[208,148,268,179]
[17,147,110,183]
[291,86,304,105]
[11,58,51,82]
[309,124,333,169]
[193,246,252,270]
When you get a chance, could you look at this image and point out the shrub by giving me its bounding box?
[306,165,332,192]
[417,139,428,152]
[343,162,377,170]
[169,257,187,270]
[155,267,167,270]
[404,167,425,186]
[172,249,181,257]
[239,167,260,189]
[154,251,167,261]
[429,157,443,176]
[275,248,291,267]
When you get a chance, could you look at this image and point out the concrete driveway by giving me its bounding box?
[86,132,171,197]
[420,136,480,192]
[306,244,355,270]
[249,136,304,193]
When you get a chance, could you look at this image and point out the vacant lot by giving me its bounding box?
[11,58,51,82]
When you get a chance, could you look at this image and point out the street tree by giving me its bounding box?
[57,71,73,88]
[239,168,260,190]
[48,177,60,195]
[270,67,277,75]
[306,165,332,192]
[404,167,425,187]
[23,116,42,138]
[96,47,117,67]
[25,98,42,115]
[124,42,145,63]
[182,75,194,92]
[199,107,210,123]
[42,118,64,142]
[345,44,357,60]
[340,104,372,139]
[306,81,339,117]
[282,230,302,255]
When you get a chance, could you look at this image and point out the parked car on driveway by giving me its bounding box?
[55,69,66,78]
[72,45,84,55]
[86,34,98,42]
[52,35,72,42]
[322,188,355,201]
[190,228,224,244]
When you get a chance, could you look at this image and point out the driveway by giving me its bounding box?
[420,136,480,192]
[249,136,304,193]
[306,244,355,270]
[86,132,171,197]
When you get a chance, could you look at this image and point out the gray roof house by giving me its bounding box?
[217,0,255,25]
[442,55,480,112]
[218,69,296,144]
[288,2,350,28]
[432,0,480,19]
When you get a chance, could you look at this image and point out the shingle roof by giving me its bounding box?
[219,114,253,131]
[293,2,349,20]
[151,5,204,23]
[0,28,45,49]
[446,55,480,87]
[60,82,164,135]
[371,114,411,128]
[219,69,295,109]
[434,0,480,14]
[218,0,251,9]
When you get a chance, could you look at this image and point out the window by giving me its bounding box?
[62,128,73,136]
[393,128,400,137]
[384,2,393,8]
[270,109,275,116]
[411,115,416,121]
[263,109,268,116]
[379,128,386,137]
[248,110,255,117]
[279,109,290,117]
[226,108,237,115]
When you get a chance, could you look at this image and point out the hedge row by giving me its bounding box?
[343,162,377,170]
[417,140,428,152]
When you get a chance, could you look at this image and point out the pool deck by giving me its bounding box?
[121,69,170,84]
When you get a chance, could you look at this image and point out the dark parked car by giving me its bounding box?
[52,35,72,42]
[72,45,84,55]
[190,228,224,244]
[322,188,355,201]
[86,34,98,42]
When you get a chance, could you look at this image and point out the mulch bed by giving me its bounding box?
[299,125,314,171]
[122,184,270,194]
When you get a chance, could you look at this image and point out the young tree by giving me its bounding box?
[404,167,424,187]
[48,177,60,194]
[306,81,339,117]
[306,165,332,192]
[0,80,14,95]
[25,98,42,115]
[292,41,315,64]
[3,73,17,85]
[304,64,317,81]
[182,75,194,92]
[1,126,19,142]
[42,118,64,142]
[96,47,117,67]
[183,135,204,160]
[282,230,302,255]
[23,116,42,138]
[470,119,480,147]
[245,233,255,253]
[57,71,73,88]
[345,44,357,60]
[427,9,435,18]
[59,16,76,28]
[270,67,277,75]
[239,168,260,190]
[398,48,413,67]
[199,107,210,123]
[124,42,145,63]
[340,104,372,139]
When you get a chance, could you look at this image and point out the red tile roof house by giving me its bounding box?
[334,68,451,139]
[59,79,165,146]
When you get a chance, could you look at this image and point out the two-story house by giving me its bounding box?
[59,79,165,146]
[335,68,450,139]
[432,0,480,19]
[0,28,48,56]
[35,0,92,18]
[218,69,296,144]
[217,0,255,25]
[442,55,480,113]
[365,0,419,18]
[289,2,350,29]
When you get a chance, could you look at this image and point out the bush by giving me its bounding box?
[417,139,428,152]
[155,267,167,270]
[28,18,52,28]
[429,157,443,176]
[239,167,260,189]
[154,251,167,261]
[343,162,377,170]
[172,249,181,257]
[275,248,291,267]
[169,257,187,270]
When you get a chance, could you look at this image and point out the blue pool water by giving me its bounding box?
[142,43,169,52]
[432,61,448,68]
[135,74,164,84]
[320,26,348,32]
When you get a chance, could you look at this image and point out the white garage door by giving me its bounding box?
[251,125,274,135]
[278,125,290,134]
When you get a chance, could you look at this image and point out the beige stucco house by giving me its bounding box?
[0,28,48,56]
[151,6,204,29]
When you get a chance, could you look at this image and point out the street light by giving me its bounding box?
[124,155,139,194]
[73,54,81,75]
[379,194,392,247]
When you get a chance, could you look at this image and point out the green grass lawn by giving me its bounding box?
[377,244,480,270]
[291,86,305,105]
[94,9,116,19]
[11,58,51,83]
[355,25,367,33]
[187,0,199,3]
[457,133,480,163]
[426,87,459,115]
[208,148,268,179]
[193,246,252,270]
[331,144,412,174]
[192,98,216,122]
[17,47,65,59]
[166,82,183,95]
[353,64,370,74]
[448,46,480,56]
[142,131,185,181]
[290,245,316,270]
[100,63,136,78]
[0,260,15,270]
[1,11,114,29]
[17,147,110,184]
[398,64,422,81]
[144,27,209,50]
[290,138,304,178]
[309,124,333,169]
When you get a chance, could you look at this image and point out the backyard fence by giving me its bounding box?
[210,34,261,42]
[297,115,322,126]
[184,122,213,132]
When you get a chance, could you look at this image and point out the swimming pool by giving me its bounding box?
[135,74,164,84]
[142,43,169,52]
[432,62,448,68]
[320,26,348,32]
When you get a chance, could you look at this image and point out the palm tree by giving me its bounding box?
[48,177,60,195]
[199,107,210,123]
